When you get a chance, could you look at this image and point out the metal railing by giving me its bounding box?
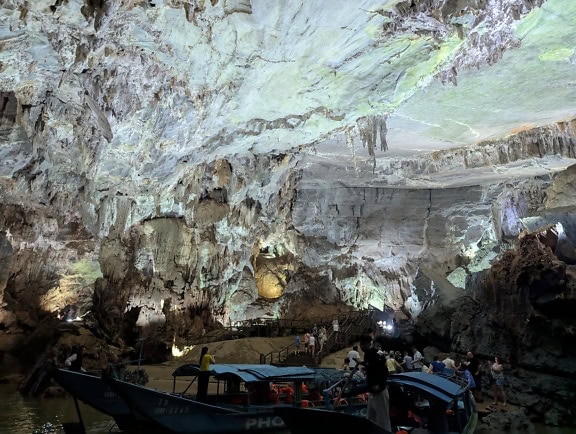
[260,308,378,365]
[188,308,379,347]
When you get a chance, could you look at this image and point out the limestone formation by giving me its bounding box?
[1,0,576,427]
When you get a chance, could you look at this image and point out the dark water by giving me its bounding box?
[0,384,118,434]
[2,383,575,434]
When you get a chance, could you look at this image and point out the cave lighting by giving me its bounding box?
[257,274,283,299]
[171,335,194,358]
[377,320,394,332]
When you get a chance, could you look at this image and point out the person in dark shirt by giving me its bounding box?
[430,355,446,373]
[359,334,391,432]
[466,351,483,402]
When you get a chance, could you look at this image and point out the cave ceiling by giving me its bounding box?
[1,0,576,325]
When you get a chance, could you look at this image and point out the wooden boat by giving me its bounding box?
[105,363,344,434]
[276,371,477,434]
[50,367,154,432]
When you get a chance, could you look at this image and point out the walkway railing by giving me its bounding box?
[188,308,379,346]
[260,308,378,365]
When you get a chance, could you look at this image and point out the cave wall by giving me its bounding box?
[409,162,576,425]
[0,0,576,358]
[291,172,554,315]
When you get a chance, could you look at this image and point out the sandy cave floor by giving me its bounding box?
[138,336,351,393]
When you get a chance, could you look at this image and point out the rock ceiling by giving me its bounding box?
[1,0,576,330]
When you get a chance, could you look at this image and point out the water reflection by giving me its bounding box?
[0,384,116,434]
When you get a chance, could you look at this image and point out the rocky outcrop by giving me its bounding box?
[413,228,576,425]
[476,408,537,434]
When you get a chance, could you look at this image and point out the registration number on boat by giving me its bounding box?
[153,399,190,415]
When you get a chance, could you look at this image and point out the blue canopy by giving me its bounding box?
[387,372,469,404]
[172,364,318,383]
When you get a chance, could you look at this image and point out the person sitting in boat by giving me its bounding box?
[268,384,280,404]
[280,384,295,403]
[64,345,86,372]
[196,346,215,402]
[248,382,271,404]
[352,365,366,380]
[308,386,322,404]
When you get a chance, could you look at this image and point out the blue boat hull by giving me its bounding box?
[107,377,298,434]
[274,407,391,434]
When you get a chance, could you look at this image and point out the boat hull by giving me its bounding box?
[107,377,291,434]
[50,368,150,432]
[274,407,391,434]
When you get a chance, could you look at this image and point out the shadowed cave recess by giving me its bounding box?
[0,0,575,430]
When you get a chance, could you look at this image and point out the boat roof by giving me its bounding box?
[388,372,469,403]
[172,364,319,383]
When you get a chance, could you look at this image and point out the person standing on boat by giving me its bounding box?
[197,346,215,402]
[359,334,391,432]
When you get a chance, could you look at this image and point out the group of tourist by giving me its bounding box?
[293,323,329,356]
[342,336,508,432]
[342,346,425,374]
[424,351,507,408]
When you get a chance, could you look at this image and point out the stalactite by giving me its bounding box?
[356,115,389,157]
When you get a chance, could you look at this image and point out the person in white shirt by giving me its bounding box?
[332,319,340,343]
[309,334,316,356]
[402,351,413,371]
[347,346,360,369]
[442,354,458,371]
[318,326,327,353]
[412,347,424,370]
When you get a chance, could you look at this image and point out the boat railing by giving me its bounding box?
[320,373,368,410]
[101,359,150,385]
[433,371,470,391]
